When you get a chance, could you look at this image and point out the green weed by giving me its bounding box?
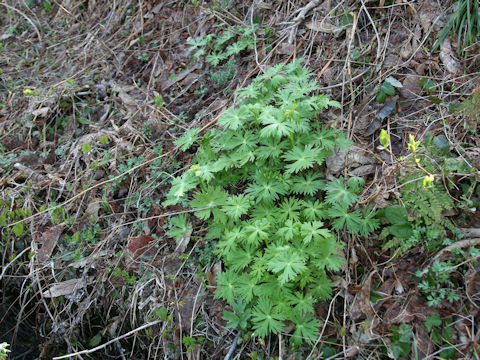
[432,0,480,55]
[0,343,10,360]
[164,60,379,345]
[376,76,402,104]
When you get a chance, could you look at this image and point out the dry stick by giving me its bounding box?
[52,320,162,359]
[8,149,174,228]
[223,331,241,360]
[418,238,480,276]
[288,0,322,44]
[0,2,42,41]
[344,10,358,137]
[0,247,30,282]
[9,102,228,229]
[360,0,382,61]
[315,44,343,80]
[306,291,342,360]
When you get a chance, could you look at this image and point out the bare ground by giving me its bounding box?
[0,0,480,359]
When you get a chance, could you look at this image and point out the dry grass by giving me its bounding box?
[1,0,479,359]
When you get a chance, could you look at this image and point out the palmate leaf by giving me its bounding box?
[174,128,201,151]
[300,221,330,243]
[259,106,292,138]
[236,273,258,303]
[312,237,344,272]
[327,203,362,233]
[166,214,191,242]
[255,138,286,160]
[358,208,380,236]
[216,227,244,256]
[286,291,315,315]
[244,218,270,245]
[189,186,228,223]
[308,127,339,151]
[223,300,252,331]
[267,248,307,285]
[191,164,215,182]
[313,94,342,111]
[237,83,260,100]
[205,51,227,66]
[214,269,238,304]
[163,171,199,206]
[282,144,321,174]
[245,172,289,203]
[290,311,321,345]
[309,271,333,300]
[250,202,281,223]
[302,200,327,221]
[252,298,286,338]
[218,106,250,130]
[226,244,258,271]
[278,197,302,222]
[324,176,359,208]
[291,171,325,196]
[229,130,257,152]
[277,219,300,241]
[223,194,252,221]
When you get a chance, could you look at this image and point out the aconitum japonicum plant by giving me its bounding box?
[165,60,379,344]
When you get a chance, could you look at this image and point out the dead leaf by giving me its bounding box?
[161,63,201,91]
[400,75,423,99]
[350,165,377,177]
[254,0,272,10]
[439,39,461,73]
[177,281,204,331]
[111,83,138,113]
[83,198,101,223]
[32,107,51,117]
[127,234,156,259]
[376,96,398,120]
[415,324,435,357]
[174,223,192,255]
[42,278,84,298]
[277,42,296,55]
[326,148,347,174]
[34,224,63,263]
[306,19,343,35]
[350,272,377,321]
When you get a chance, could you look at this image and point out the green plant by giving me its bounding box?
[137,52,149,62]
[189,25,255,87]
[378,132,456,254]
[210,59,236,86]
[42,1,53,13]
[164,60,378,344]
[182,335,204,353]
[454,86,480,131]
[154,95,164,108]
[380,180,455,253]
[432,0,480,55]
[423,314,458,358]
[417,261,460,306]
[0,342,10,360]
[376,76,402,104]
[389,324,413,358]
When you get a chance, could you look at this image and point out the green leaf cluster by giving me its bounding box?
[380,174,455,254]
[164,60,377,344]
[189,25,255,66]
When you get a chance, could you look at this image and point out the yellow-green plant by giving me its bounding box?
[0,342,10,360]
[164,60,379,344]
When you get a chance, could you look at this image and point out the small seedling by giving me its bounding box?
[376,76,402,104]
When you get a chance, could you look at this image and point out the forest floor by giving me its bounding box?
[1,0,480,359]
